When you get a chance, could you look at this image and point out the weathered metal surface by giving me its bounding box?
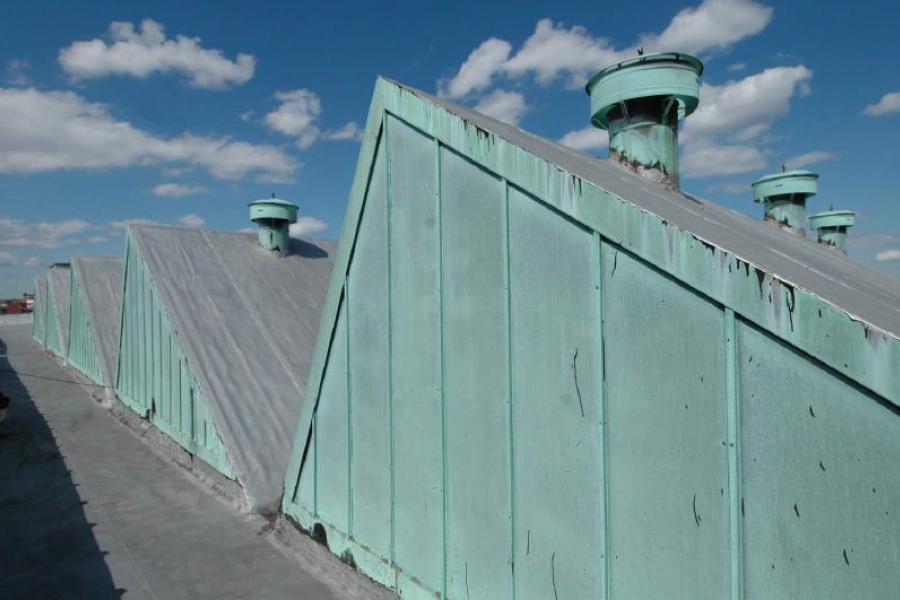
[809,209,855,253]
[66,257,122,387]
[66,265,102,385]
[32,277,47,344]
[283,77,900,598]
[752,170,818,235]
[249,197,298,255]
[116,232,234,478]
[117,224,334,512]
[587,53,702,185]
[45,264,71,359]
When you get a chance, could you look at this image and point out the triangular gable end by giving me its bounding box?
[282,77,900,597]
[115,231,235,480]
[67,264,103,385]
[68,258,123,389]
[32,277,47,345]
[45,266,70,359]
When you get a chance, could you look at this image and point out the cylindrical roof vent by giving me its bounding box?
[586,52,703,188]
[249,196,298,256]
[751,170,818,237]
[809,209,855,254]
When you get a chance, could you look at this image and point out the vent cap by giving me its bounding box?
[249,197,298,255]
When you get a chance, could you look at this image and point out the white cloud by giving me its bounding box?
[59,19,255,89]
[474,90,527,125]
[876,249,900,262]
[680,66,812,178]
[0,252,15,266]
[289,216,328,238]
[152,183,210,197]
[440,38,512,98]
[727,62,747,72]
[0,87,297,181]
[240,110,254,122]
[324,121,364,141]
[684,66,812,140]
[178,213,205,228]
[784,150,834,170]
[558,127,609,152]
[641,0,772,55]
[503,19,629,88]
[265,89,321,149]
[681,141,767,177]
[0,216,95,248]
[23,256,41,268]
[6,59,31,86]
[864,92,900,117]
[440,0,773,97]
[111,218,162,230]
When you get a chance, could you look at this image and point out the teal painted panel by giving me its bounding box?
[348,142,391,558]
[45,279,62,357]
[294,412,317,513]
[315,304,350,532]
[603,244,730,598]
[32,278,46,344]
[441,147,512,599]
[507,186,603,599]
[116,234,234,478]
[739,322,900,599]
[387,114,442,594]
[67,271,103,385]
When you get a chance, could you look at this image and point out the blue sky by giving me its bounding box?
[1,0,899,297]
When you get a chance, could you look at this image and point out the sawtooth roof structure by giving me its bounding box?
[46,264,71,358]
[68,257,122,388]
[120,225,334,512]
[282,77,900,599]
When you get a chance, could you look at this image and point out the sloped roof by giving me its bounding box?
[398,80,900,337]
[48,264,71,350]
[71,257,122,388]
[129,224,334,512]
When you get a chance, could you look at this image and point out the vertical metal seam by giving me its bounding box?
[725,308,743,600]
[596,233,610,600]
[346,274,354,539]
[436,138,448,600]
[504,178,517,600]
[385,112,396,572]
[314,408,319,515]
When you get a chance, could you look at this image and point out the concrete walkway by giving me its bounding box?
[0,324,382,599]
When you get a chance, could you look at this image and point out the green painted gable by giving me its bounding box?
[32,277,46,345]
[67,267,103,385]
[283,78,900,599]
[116,232,234,478]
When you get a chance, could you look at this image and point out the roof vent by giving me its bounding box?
[751,169,818,237]
[809,208,855,254]
[249,196,298,256]
[586,52,703,188]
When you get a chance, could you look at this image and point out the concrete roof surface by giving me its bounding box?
[0,324,393,599]
[130,225,335,512]
[394,80,900,338]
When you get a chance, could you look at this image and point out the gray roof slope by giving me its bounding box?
[48,265,71,350]
[72,257,122,388]
[399,81,900,338]
[130,225,335,512]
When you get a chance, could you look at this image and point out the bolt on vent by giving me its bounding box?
[249,196,298,256]
[809,209,855,254]
[586,52,703,188]
[751,170,819,237]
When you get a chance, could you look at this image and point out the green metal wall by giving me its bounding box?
[66,269,103,385]
[116,233,234,478]
[45,277,64,358]
[32,278,46,345]
[283,110,900,599]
